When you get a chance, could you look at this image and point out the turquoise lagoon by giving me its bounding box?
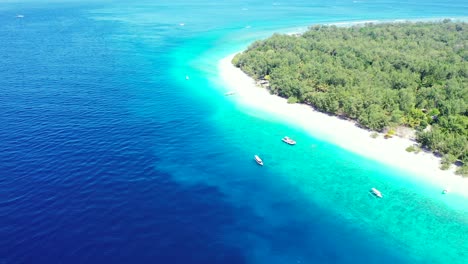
[0,0,466,263]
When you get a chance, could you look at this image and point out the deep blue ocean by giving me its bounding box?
[0,0,467,263]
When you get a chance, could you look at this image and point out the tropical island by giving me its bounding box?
[232,20,467,176]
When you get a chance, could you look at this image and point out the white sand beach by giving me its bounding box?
[219,54,468,198]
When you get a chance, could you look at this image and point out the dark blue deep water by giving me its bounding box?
[0,1,467,263]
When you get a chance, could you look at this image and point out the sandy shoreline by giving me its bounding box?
[219,54,468,199]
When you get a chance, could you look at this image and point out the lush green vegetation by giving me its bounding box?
[233,21,468,175]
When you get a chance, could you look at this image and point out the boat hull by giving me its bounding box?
[371,188,383,198]
[282,137,296,145]
[254,155,263,166]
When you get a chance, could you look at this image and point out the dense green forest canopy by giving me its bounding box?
[233,21,468,175]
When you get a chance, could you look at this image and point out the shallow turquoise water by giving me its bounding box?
[0,0,467,263]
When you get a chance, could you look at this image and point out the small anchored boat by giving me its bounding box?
[442,188,450,194]
[282,136,296,145]
[224,91,236,96]
[371,188,383,198]
[254,155,263,166]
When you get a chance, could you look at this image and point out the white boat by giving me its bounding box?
[185,75,190,80]
[16,14,24,18]
[282,136,296,145]
[371,188,383,198]
[224,91,236,96]
[254,155,263,166]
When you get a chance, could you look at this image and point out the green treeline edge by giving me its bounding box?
[232,20,468,176]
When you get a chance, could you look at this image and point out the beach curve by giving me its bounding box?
[219,53,468,199]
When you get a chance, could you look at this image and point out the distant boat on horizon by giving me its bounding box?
[282,136,296,145]
[371,188,383,198]
[254,155,263,166]
[16,14,24,18]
